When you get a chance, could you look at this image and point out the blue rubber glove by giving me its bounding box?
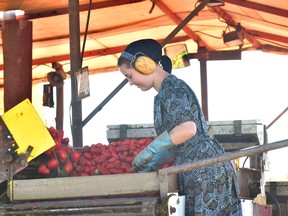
[140,149,174,172]
[132,131,174,171]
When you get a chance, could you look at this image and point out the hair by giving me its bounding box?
[117,54,131,68]
[118,39,172,74]
[159,55,172,74]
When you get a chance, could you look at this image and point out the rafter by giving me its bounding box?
[22,0,145,20]
[0,36,190,71]
[223,0,288,18]
[154,0,211,48]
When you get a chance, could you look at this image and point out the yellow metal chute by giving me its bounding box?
[2,99,55,162]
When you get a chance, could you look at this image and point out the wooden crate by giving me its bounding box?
[207,120,264,151]
[106,120,264,151]
[10,172,178,201]
[107,124,156,142]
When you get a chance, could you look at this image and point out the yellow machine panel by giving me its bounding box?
[2,99,55,162]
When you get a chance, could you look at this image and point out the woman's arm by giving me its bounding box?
[169,121,196,145]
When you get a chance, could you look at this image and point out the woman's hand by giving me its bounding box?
[132,131,174,170]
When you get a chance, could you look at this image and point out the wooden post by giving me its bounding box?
[2,19,32,111]
[68,0,83,147]
[56,87,64,130]
[199,59,208,121]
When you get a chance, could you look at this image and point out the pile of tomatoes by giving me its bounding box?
[37,127,173,177]
[37,127,81,176]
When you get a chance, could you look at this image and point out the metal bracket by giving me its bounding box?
[119,124,128,140]
[234,120,242,136]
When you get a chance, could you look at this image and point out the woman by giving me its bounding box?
[117,38,243,215]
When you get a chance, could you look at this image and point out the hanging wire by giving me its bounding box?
[80,0,93,67]
[194,31,223,39]
[149,0,159,14]
[242,156,249,168]
[32,64,53,70]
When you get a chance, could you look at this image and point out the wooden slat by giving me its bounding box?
[12,172,177,201]
[1,197,159,215]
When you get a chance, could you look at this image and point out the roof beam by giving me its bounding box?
[0,36,190,71]
[154,0,211,48]
[212,6,288,52]
[20,0,145,20]
[223,0,288,18]
[245,30,288,45]
[29,15,184,45]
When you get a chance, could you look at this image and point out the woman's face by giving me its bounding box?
[119,64,153,91]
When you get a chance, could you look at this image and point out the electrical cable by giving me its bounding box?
[194,31,223,39]
[242,156,249,168]
[80,0,93,67]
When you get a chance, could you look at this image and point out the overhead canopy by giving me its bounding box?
[0,0,287,85]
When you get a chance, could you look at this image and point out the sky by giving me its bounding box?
[32,50,288,181]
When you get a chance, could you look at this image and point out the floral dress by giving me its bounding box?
[154,75,243,215]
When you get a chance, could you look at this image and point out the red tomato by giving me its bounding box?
[71,171,78,177]
[109,141,117,146]
[83,152,93,160]
[120,162,131,172]
[61,145,71,154]
[125,156,134,164]
[114,160,121,166]
[86,160,92,167]
[57,129,64,140]
[93,156,106,164]
[80,172,89,176]
[47,158,59,169]
[71,151,81,162]
[44,148,53,156]
[138,139,146,145]
[91,147,102,155]
[108,157,116,163]
[62,137,70,145]
[74,165,82,173]
[38,164,50,175]
[38,164,46,173]
[82,145,90,152]
[109,168,124,174]
[123,139,131,145]
[79,158,87,167]
[54,140,61,150]
[102,150,111,159]
[63,161,73,174]
[57,149,67,161]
